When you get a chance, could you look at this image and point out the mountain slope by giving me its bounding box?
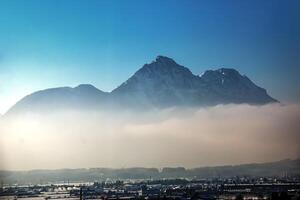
[200,68,277,104]
[111,56,207,108]
[7,84,109,115]
[111,56,277,108]
[5,56,278,115]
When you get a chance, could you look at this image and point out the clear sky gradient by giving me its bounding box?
[0,0,299,114]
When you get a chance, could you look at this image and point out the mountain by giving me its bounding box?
[200,68,277,104]
[112,56,277,108]
[111,56,207,108]
[5,56,278,115]
[0,158,298,184]
[7,84,109,115]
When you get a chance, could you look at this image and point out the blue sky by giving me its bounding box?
[0,0,299,113]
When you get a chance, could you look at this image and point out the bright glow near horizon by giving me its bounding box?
[1,104,299,170]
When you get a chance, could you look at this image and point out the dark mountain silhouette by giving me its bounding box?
[7,84,109,115]
[6,56,278,115]
[0,158,298,184]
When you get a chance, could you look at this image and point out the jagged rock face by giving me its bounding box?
[111,56,206,107]
[200,68,277,104]
[111,56,277,107]
[5,56,278,115]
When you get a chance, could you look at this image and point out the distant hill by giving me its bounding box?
[6,56,278,116]
[0,159,298,184]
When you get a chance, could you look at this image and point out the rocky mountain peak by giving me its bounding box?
[132,56,193,80]
[5,56,278,115]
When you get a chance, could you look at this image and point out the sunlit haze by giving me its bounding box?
[0,104,299,170]
[0,0,300,174]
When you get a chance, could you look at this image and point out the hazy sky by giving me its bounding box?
[0,0,300,114]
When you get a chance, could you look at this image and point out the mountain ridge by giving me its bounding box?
[0,158,298,184]
[5,56,278,115]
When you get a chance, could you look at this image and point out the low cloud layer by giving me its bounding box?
[0,103,299,170]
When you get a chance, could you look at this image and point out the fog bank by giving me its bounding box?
[0,103,299,170]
